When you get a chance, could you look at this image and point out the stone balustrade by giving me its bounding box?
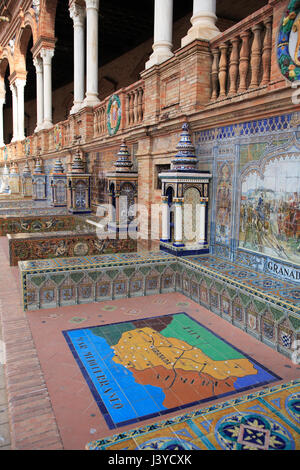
[0,2,286,164]
[94,101,107,137]
[62,119,72,148]
[0,79,145,162]
[210,6,273,101]
[125,80,144,128]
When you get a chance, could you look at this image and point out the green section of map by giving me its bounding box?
[91,322,135,346]
[161,313,244,360]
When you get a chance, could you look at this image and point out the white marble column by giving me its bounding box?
[33,56,44,132]
[10,83,18,142]
[198,202,206,243]
[84,0,100,107]
[173,199,184,247]
[0,97,5,147]
[146,0,174,69]
[181,0,220,46]
[160,197,170,242]
[70,3,86,114]
[15,79,26,141]
[41,48,54,129]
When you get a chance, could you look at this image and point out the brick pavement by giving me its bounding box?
[0,237,63,450]
[0,319,10,450]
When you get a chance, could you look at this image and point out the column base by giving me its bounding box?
[160,238,171,243]
[181,15,220,46]
[83,94,101,108]
[160,240,209,257]
[70,102,85,115]
[40,120,54,130]
[69,208,92,215]
[145,44,174,70]
[173,242,185,247]
[34,125,43,133]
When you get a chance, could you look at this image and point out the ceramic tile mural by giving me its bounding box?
[63,313,279,429]
[215,162,233,245]
[195,111,300,280]
[0,215,83,236]
[239,156,300,264]
[8,231,137,266]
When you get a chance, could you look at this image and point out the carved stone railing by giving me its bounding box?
[61,119,71,148]
[93,99,107,137]
[125,80,144,128]
[0,78,145,163]
[210,5,273,101]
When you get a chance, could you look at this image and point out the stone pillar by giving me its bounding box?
[160,197,170,242]
[15,79,26,141]
[181,0,220,46]
[10,83,18,142]
[238,31,251,93]
[218,43,228,99]
[145,0,174,69]
[0,97,5,147]
[228,38,240,96]
[198,202,206,243]
[34,56,44,132]
[41,48,54,129]
[84,0,100,107]
[173,199,184,247]
[115,193,120,226]
[70,3,86,114]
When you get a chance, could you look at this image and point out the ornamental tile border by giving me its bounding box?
[85,379,300,450]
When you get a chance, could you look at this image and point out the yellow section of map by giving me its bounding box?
[112,327,257,380]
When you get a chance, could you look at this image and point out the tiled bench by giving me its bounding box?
[19,252,300,360]
[7,230,137,266]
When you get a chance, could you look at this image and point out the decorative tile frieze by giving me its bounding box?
[19,251,300,360]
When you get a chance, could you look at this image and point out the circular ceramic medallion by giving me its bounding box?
[73,241,89,256]
[277,0,300,82]
[107,94,121,136]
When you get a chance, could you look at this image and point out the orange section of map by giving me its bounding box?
[128,365,238,408]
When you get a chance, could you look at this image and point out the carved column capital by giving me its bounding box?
[9,82,16,95]
[40,48,54,65]
[69,2,86,26]
[85,0,99,10]
[15,78,26,89]
[33,55,43,73]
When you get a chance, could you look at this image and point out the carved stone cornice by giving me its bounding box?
[31,36,56,59]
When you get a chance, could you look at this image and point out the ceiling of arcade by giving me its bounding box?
[0,0,268,109]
